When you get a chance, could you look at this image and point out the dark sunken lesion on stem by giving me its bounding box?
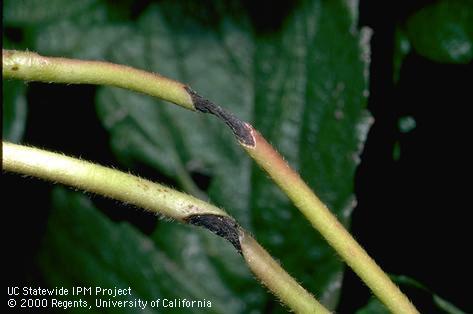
[185,86,255,146]
[185,214,242,254]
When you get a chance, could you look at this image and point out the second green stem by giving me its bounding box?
[3,49,418,313]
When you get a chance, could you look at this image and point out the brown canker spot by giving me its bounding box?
[11,65,19,71]
[185,214,242,254]
[185,86,255,147]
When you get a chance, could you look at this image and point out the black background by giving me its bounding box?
[340,0,471,312]
[3,0,471,313]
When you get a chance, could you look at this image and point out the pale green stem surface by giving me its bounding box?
[2,142,221,220]
[2,49,418,313]
[2,50,194,110]
[240,231,330,314]
[243,126,419,314]
[2,142,328,314]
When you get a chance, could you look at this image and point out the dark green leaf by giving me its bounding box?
[96,1,371,311]
[251,1,372,309]
[405,0,473,64]
[40,188,244,313]
[5,0,371,312]
[4,0,98,26]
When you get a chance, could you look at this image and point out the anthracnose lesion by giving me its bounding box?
[184,213,242,254]
[185,86,255,147]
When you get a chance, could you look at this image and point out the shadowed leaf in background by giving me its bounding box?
[403,0,473,64]
[3,0,371,312]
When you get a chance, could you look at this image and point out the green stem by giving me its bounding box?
[2,142,221,220]
[2,50,194,110]
[239,231,329,314]
[242,126,418,314]
[2,141,328,314]
[2,49,418,313]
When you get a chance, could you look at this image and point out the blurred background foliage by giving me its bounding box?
[3,0,471,313]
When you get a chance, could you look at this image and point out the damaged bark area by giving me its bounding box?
[185,87,255,147]
[185,214,242,254]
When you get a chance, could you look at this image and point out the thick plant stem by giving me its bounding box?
[2,50,194,110]
[2,143,223,220]
[242,126,418,314]
[239,231,329,314]
[2,50,418,313]
[2,142,328,314]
